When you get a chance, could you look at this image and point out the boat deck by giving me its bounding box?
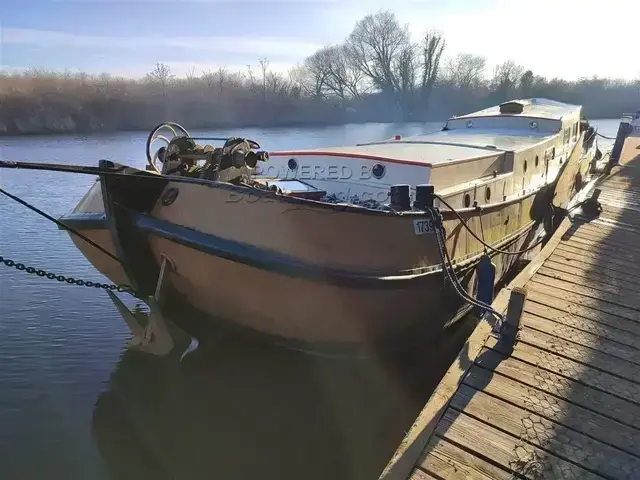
[380,139,640,479]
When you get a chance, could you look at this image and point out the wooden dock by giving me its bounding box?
[380,140,640,479]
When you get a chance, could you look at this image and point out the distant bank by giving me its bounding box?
[1,71,636,137]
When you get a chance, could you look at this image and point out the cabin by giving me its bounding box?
[265,98,586,209]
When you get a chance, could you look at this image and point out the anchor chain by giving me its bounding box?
[0,255,134,294]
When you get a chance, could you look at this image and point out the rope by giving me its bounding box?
[428,208,506,327]
[596,132,617,140]
[0,186,121,263]
[434,194,548,256]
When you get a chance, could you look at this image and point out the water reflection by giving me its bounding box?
[91,316,476,480]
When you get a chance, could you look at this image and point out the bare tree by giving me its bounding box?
[345,10,410,94]
[185,66,196,83]
[202,69,216,89]
[96,72,111,94]
[217,65,228,93]
[419,30,446,107]
[273,73,294,98]
[302,47,334,98]
[245,64,256,88]
[394,44,418,104]
[324,45,368,100]
[146,62,174,88]
[492,60,525,100]
[258,58,269,103]
[443,54,486,89]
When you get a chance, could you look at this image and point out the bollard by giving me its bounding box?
[390,184,411,211]
[414,184,435,210]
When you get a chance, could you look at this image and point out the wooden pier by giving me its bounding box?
[380,138,640,479]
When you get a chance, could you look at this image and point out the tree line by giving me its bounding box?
[1,10,639,135]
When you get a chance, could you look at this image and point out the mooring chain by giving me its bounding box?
[0,255,134,294]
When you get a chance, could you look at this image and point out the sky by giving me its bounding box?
[1,0,639,81]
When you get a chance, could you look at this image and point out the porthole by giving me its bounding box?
[524,160,528,173]
[529,121,538,129]
[535,155,539,167]
[485,186,491,202]
[287,158,298,170]
[463,193,471,208]
[372,163,386,179]
[466,120,474,128]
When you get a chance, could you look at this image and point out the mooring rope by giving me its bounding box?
[0,186,121,263]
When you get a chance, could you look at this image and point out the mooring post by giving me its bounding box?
[498,287,527,351]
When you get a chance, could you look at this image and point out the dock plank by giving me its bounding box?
[548,249,640,281]
[526,281,640,323]
[408,469,438,480]
[528,276,640,314]
[524,298,640,336]
[536,265,640,298]
[561,237,640,262]
[569,220,640,240]
[463,366,640,458]
[434,409,601,479]
[555,242,640,269]
[450,385,640,479]
[475,348,640,431]
[566,228,640,253]
[418,437,513,480]
[521,312,640,360]
[542,259,640,291]
[484,335,640,404]
[554,243,639,271]
[509,326,640,384]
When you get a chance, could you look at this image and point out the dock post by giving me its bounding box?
[499,287,527,350]
[608,117,633,168]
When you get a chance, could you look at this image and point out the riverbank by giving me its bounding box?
[2,71,637,137]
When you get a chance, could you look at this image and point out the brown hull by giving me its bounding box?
[58,135,590,351]
[60,184,540,348]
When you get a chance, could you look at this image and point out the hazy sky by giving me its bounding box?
[2,0,639,80]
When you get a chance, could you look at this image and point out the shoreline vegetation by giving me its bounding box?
[2,11,639,137]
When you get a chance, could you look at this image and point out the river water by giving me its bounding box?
[0,119,620,480]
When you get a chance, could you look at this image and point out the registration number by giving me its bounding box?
[413,219,434,235]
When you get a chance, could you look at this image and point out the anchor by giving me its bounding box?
[107,253,191,356]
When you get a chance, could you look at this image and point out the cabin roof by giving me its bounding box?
[271,142,493,167]
[396,128,553,152]
[271,99,572,167]
[453,98,581,121]
[273,128,552,166]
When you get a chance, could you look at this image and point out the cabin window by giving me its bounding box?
[485,186,491,202]
[573,122,578,139]
[535,155,539,167]
[463,193,471,208]
[552,147,556,159]
[563,127,571,145]
[524,160,528,173]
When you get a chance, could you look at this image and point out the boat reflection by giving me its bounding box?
[92,317,476,480]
